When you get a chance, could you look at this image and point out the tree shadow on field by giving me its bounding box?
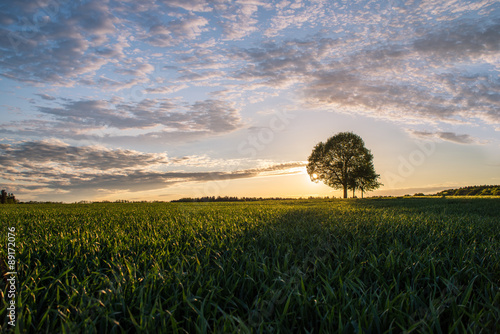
[234,208,340,330]
[246,207,334,256]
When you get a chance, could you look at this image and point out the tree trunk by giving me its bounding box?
[343,162,348,198]
[352,187,355,198]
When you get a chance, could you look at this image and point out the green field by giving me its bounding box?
[1,198,499,333]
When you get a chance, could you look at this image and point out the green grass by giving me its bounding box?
[1,198,499,333]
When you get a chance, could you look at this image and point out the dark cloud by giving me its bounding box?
[0,140,169,170]
[408,130,480,144]
[0,12,15,25]
[188,100,241,133]
[35,93,56,100]
[33,97,242,133]
[413,22,500,59]
[0,0,276,86]
[0,1,123,86]
[0,140,304,195]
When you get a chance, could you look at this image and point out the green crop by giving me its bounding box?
[1,198,499,333]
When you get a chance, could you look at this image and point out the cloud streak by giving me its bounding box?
[408,130,483,145]
[0,140,305,197]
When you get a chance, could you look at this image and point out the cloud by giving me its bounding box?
[1,0,499,135]
[115,63,155,77]
[229,15,500,128]
[94,98,239,132]
[35,93,56,101]
[0,97,243,142]
[264,0,326,37]
[0,1,124,86]
[245,162,306,176]
[144,84,188,94]
[93,76,148,92]
[217,0,272,40]
[0,140,305,196]
[0,139,169,170]
[161,0,211,12]
[177,70,224,83]
[146,15,209,47]
[0,11,15,25]
[413,22,500,60]
[408,130,482,144]
[187,99,241,132]
[69,1,116,37]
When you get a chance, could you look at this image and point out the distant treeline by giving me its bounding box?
[171,196,303,202]
[436,185,500,196]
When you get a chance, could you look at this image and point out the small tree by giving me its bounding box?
[307,132,381,198]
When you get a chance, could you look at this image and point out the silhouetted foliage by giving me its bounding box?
[307,132,381,198]
[171,196,297,202]
[1,189,18,204]
[348,151,383,198]
[436,185,500,196]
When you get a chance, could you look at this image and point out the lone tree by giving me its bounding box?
[307,132,381,198]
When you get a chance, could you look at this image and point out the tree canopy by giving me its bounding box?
[307,132,381,198]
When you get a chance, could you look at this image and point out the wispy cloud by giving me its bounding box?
[408,130,483,145]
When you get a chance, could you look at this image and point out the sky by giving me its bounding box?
[0,0,499,202]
